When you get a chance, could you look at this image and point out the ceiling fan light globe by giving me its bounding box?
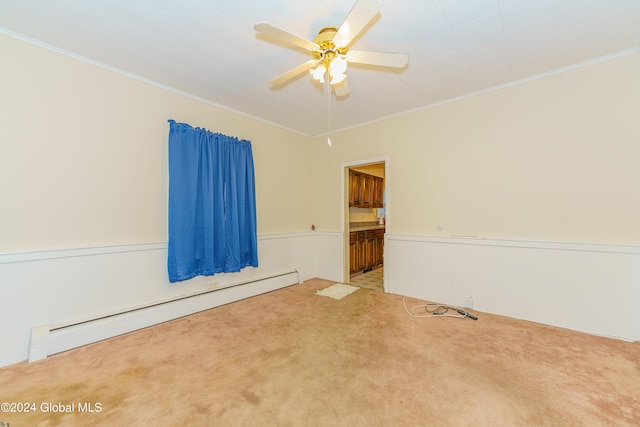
[330,56,347,74]
[310,66,326,83]
[330,72,347,85]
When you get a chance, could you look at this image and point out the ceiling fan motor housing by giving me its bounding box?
[312,26,348,62]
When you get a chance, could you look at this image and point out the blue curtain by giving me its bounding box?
[167,120,258,282]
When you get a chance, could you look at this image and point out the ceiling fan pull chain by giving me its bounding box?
[327,79,332,146]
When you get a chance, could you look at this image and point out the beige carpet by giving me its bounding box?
[1,278,639,426]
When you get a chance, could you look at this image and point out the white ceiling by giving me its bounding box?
[1,0,639,136]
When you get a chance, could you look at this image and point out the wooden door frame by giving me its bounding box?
[340,156,389,288]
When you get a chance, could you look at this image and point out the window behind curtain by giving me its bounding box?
[167,120,258,283]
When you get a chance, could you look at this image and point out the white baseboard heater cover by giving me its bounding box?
[28,269,301,363]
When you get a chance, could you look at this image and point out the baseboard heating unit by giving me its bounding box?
[28,269,301,363]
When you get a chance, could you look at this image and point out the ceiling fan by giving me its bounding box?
[254,0,409,97]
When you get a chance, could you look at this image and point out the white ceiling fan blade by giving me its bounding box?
[270,59,320,86]
[333,79,350,97]
[347,50,409,68]
[333,0,382,48]
[255,22,319,51]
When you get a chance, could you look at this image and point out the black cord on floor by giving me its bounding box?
[403,298,478,320]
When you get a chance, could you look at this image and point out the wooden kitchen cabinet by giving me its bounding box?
[372,176,384,208]
[349,231,366,273]
[349,170,362,207]
[349,232,357,273]
[349,228,384,275]
[356,231,366,271]
[364,230,375,268]
[349,170,383,208]
[360,174,372,207]
[374,228,384,268]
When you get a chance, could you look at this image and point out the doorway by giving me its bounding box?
[342,158,388,291]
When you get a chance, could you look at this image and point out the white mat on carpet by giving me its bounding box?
[316,283,360,300]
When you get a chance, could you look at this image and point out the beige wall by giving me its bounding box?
[2,32,638,251]
[0,34,313,251]
[312,53,640,244]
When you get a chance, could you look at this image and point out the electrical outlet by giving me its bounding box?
[464,296,473,309]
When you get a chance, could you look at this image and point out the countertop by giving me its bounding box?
[349,222,386,232]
